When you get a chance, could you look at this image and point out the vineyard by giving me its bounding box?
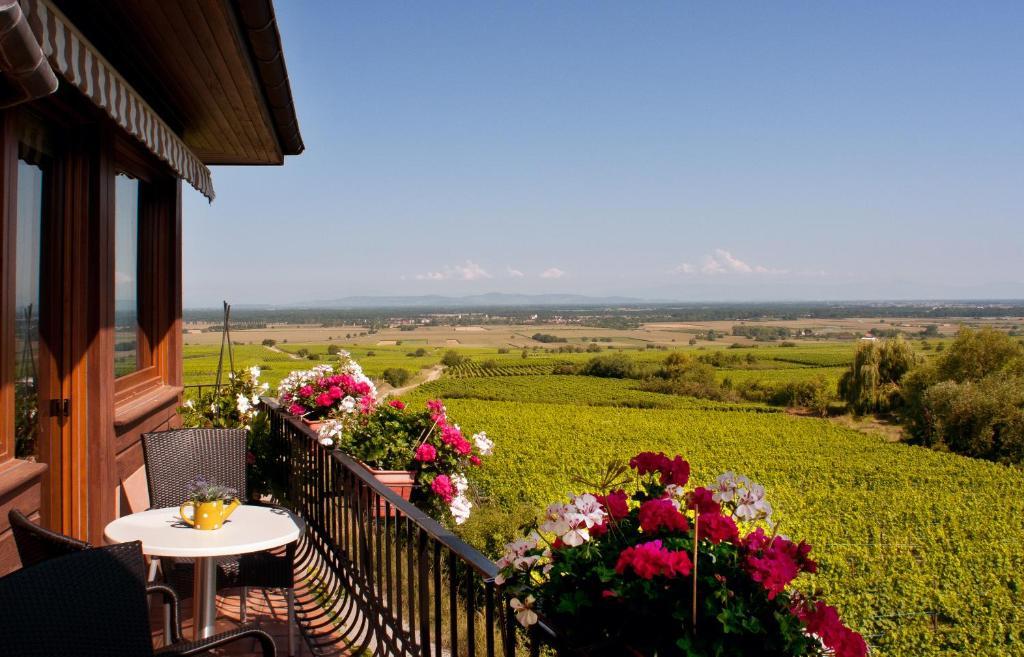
[401,369,1024,657]
[402,392,1024,656]
[178,336,1024,655]
[416,374,782,412]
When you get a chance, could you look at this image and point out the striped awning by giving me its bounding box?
[18,0,215,200]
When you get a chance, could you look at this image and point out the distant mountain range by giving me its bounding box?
[236,293,654,310]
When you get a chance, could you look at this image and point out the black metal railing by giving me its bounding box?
[262,398,557,656]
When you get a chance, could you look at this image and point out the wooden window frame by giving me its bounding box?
[112,136,176,407]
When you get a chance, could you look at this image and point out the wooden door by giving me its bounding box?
[2,109,74,534]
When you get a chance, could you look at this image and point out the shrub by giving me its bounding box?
[382,367,411,387]
[532,333,567,344]
[327,344,341,355]
[261,338,276,347]
[579,353,639,379]
[552,363,578,375]
[918,376,1024,463]
[442,350,466,367]
[902,328,1024,462]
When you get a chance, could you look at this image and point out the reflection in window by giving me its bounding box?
[114,174,140,377]
[15,161,43,458]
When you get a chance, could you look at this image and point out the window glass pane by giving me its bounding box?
[14,160,43,458]
[114,174,140,377]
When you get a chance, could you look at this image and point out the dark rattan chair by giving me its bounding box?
[0,540,276,656]
[8,508,89,568]
[8,508,191,639]
[142,428,297,655]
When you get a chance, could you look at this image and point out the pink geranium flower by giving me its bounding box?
[431,474,454,503]
[415,443,437,463]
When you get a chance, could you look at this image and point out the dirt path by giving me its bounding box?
[378,365,445,398]
[264,344,302,360]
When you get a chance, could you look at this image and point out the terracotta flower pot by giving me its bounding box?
[301,417,325,433]
[358,462,415,517]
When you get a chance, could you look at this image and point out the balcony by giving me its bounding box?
[199,399,555,656]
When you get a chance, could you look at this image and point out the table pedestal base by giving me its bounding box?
[193,556,218,640]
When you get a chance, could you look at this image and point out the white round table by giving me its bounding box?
[105,504,304,640]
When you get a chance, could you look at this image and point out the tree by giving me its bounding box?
[902,328,1024,462]
[838,336,918,415]
[327,344,341,355]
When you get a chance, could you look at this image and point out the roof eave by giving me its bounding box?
[231,0,305,158]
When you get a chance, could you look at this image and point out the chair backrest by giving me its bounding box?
[142,428,247,508]
[8,509,90,569]
[0,541,155,657]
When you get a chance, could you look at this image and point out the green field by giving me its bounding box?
[399,371,1024,657]
[181,338,1024,654]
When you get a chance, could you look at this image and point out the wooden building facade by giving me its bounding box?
[0,0,302,574]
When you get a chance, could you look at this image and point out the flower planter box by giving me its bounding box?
[358,461,415,517]
[300,417,325,433]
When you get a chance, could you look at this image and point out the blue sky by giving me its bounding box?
[182,2,1023,306]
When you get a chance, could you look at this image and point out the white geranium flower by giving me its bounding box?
[340,396,357,413]
[236,393,251,415]
[565,494,606,529]
[510,596,538,627]
[450,495,472,525]
[540,502,572,536]
[451,473,469,496]
[249,365,261,380]
[713,471,740,503]
[472,431,494,456]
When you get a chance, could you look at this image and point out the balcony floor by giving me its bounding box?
[150,587,306,656]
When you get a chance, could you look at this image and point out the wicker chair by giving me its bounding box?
[9,508,189,639]
[0,540,276,656]
[142,428,297,655]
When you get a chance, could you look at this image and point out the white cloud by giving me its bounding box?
[540,267,566,279]
[414,260,492,281]
[506,266,525,278]
[674,249,786,276]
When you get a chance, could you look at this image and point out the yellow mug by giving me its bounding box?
[179,498,240,530]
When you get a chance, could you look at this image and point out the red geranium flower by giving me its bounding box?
[597,490,630,520]
[638,498,690,534]
[615,540,692,580]
[743,528,817,599]
[687,487,720,514]
[792,600,867,657]
[697,511,738,544]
